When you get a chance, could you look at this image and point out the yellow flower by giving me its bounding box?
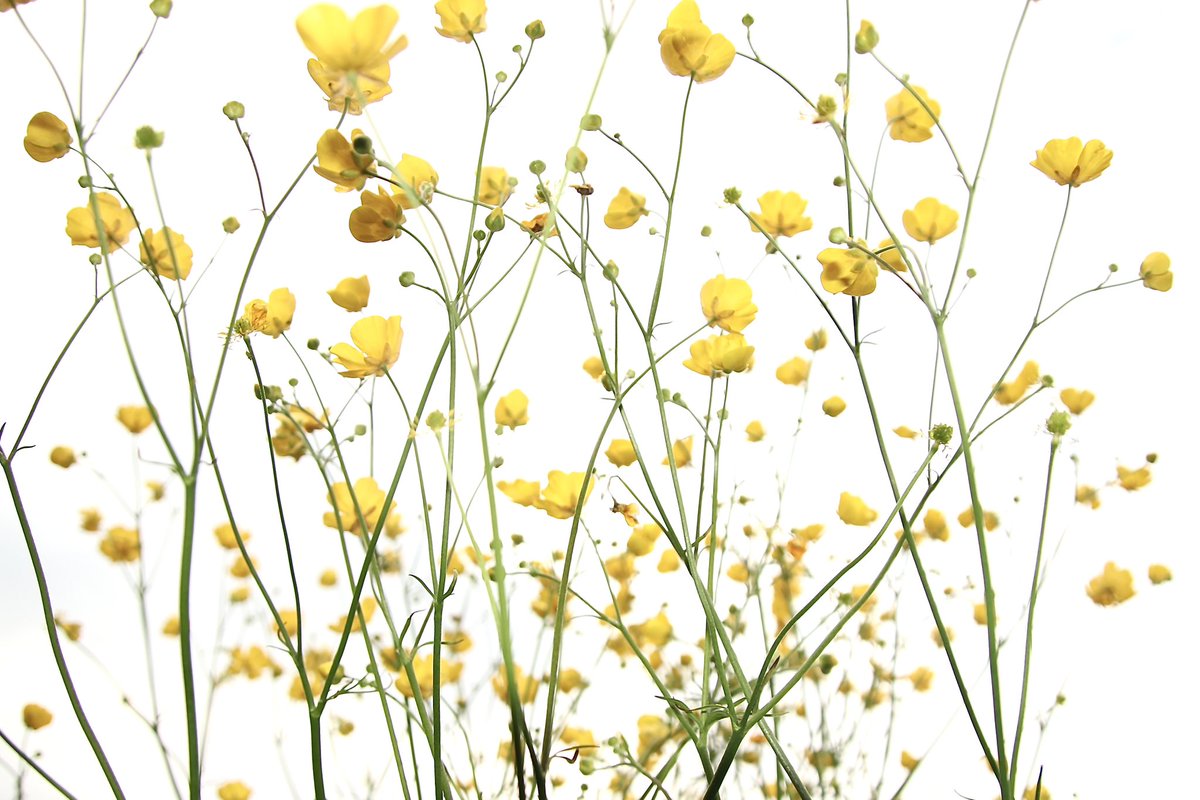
[818,246,878,296]
[606,439,637,467]
[875,239,907,272]
[1086,561,1134,606]
[100,526,140,562]
[330,315,403,378]
[214,522,250,551]
[1148,564,1172,585]
[324,477,397,535]
[700,275,757,332]
[393,154,439,209]
[23,704,53,730]
[902,198,959,244]
[973,603,988,625]
[1075,484,1101,510]
[1022,789,1051,800]
[745,420,765,442]
[314,129,375,192]
[837,492,877,526]
[116,405,153,434]
[1,0,37,13]
[1030,137,1112,187]
[328,275,371,311]
[893,426,919,439]
[55,616,82,641]
[49,446,76,468]
[885,86,940,143]
[228,645,279,680]
[683,333,755,376]
[146,481,165,501]
[603,187,649,229]
[162,616,180,636]
[994,361,1040,405]
[822,396,846,417]
[663,436,693,468]
[561,727,595,747]
[241,288,295,338]
[907,667,934,692]
[520,212,557,237]
[582,356,605,381]
[924,509,948,542]
[657,549,680,573]
[658,0,735,83]
[319,569,338,587]
[272,415,308,460]
[631,610,672,648]
[434,0,486,42]
[627,523,662,556]
[1139,252,1172,292]
[395,654,463,698]
[80,508,102,532]
[957,507,1000,531]
[217,781,253,800]
[24,112,72,162]
[900,751,920,771]
[748,191,813,238]
[1059,388,1094,415]
[534,471,593,520]
[498,479,541,507]
[1116,465,1151,491]
[775,356,810,386]
[297,4,408,114]
[805,329,828,351]
[495,389,529,429]
[349,187,405,242]
[492,666,539,704]
[139,227,193,280]
[476,166,511,206]
[66,192,135,253]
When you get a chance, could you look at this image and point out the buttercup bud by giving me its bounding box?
[473,229,486,241]
[565,146,588,173]
[149,0,172,18]
[222,101,245,120]
[816,94,838,121]
[352,135,373,155]
[134,126,164,150]
[88,253,102,266]
[306,338,320,350]
[525,20,545,39]
[603,260,619,281]
[580,113,603,131]
[222,216,240,234]
[742,14,755,26]
[485,206,506,232]
[354,424,368,436]
[495,71,508,83]
[700,225,712,237]
[854,20,879,54]
[930,424,954,446]
[399,271,416,287]
[829,227,848,244]
[966,268,977,278]
[426,411,446,431]
[78,176,92,188]
[723,187,742,204]
[1046,410,1071,438]
[529,159,546,175]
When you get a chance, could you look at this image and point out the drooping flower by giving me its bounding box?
[241,288,295,338]
[314,129,375,191]
[349,187,405,242]
[700,275,756,332]
[535,471,594,519]
[392,154,439,209]
[605,439,637,467]
[658,0,734,83]
[1030,138,1112,187]
[297,4,408,113]
[116,405,153,434]
[22,704,53,730]
[902,198,959,244]
[1060,388,1094,415]
[328,276,371,311]
[603,187,649,229]
[330,315,403,378]
[324,476,399,535]
[994,361,1040,405]
[100,526,140,562]
[434,0,487,42]
[494,389,529,429]
[1086,561,1134,607]
[66,193,136,253]
[1139,252,1172,292]
[837,492,877,526]
[775,357,811,386]
[24,112,72,162]
[476,165,511,206]
[884,86,940,143]
[748,191,813,238]
[683,333,755,376]
[818,246,878,296]
[49,446,76,468]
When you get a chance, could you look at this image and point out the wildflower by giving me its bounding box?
[535,471,593,519]
[1086,562,1135,606]
[683,333,755,376]
[49,446,76,468]
[296,4,408,113]
[324,477,399,535]
[805,329,828,351]
[893,426,919,439]
[520,212,557,237]
[22,704,52,730]
[822,396,846,417]
[476,166,511,205]
[393,154,439,209]
[902,198,958,244]
[973,603,988,625]
[66,192,135,253]
[55,616,82,641]
[100,526,140,562]
[1,0,37,14]
[136,227,194,281]
[900,751,920,771]
[775,356,810,386]
[327,597,377,633]
[241,288,295,338]
[885,86,940,142]
[582,356,605,380]
[1075,485,1101,509]
[217,781,252,800]
[745,420,765,442]
[349,188,405,242]
[957,508,1000,531]
[116,405,153,434]
[1139,252,1172,292]
[603,187,649,229]
[631,610,672,648]
[1116,465,1151,491]
[498,479,541,507]
[875,239,907,272]
[228,645,280,680]
[396,654,463,698]
[924,509,948,542]
[1060,388,1094,415]
[837,492,877,526]
[561,727,595,747]
[24,112,72,162]
[80,508,102,532]
[162,616,180,636]
[994,361,1039,405]
[492,666,539,704]
[1030,138,1112,187]
[434,0,486,42]
[700,275,757,332]
[330,315,403,378]
[657,549,680,572]
[494,389,529,429]
[214,522,250,551]
[663,437,693,468]
[1148,564,1172,585]
[907,667,934,692]
[605,439,637,467]
[658,0,734,83]
[818,245,878,296]
[313,129,375,191]
[748,191,813,238]
[627,523,661,556]
[319,569,338,587]
[328,276,371,311]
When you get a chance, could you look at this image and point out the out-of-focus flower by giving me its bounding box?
[241,288,295,338]
[1086,561,1134,606]
[701,275,756,332]
[582,356,605,380]
[885,86,940,142]
[683,333,755,376]
[658,549,680,573]
[973,603,989,625]
[1,0,38,14]
[805,329,828,351]
[1059,388,1094,415]
[297,4,408,113]
[900,751,920,771]
[535,471,593,519]
[1030,138,1112,187]
[893,426,919,439]
[314,129,375,191]
[822,396,846,417]
[24,112,72,162]
[818,245,878,296]
[1139,252,1172,292]
[492,665,539,704]
[745,420,765,442]
[837,492,877,526]
[434,0,486,42]
[328,276,371,311]
[907,667,934,692]
[1148,564,1172,585]
[349,188,405,242]
[495,389,529,429]
[631,610,672,648]
[902,198,958,244]
[498,479,541,507]
[49,446,76,468]
[1075,485,1101,510]
[748,191,813,238]
[162,616,180,636]
[663,437,693,468]
[658,0,734,83]
[775,356,810,386]
[22,704,53,730]
[117,405,153,434]
[145,481,165,501]
[80,508,102,532]
[324,477,398,535]
[603,187,649,229]
[331,316,403,378]
[875,239,907,272]
[476,166,511,206]
[395,654,463,698]
[217,781,252,800]
[66,193,135,253]
[924,509,948,542]
[319,569,338,587]
[100,526,140,562]
[994,361,1039,405]
[1116,465,1151,491]
[957,507,1000,531]
[627,523,661,556]
[606,439,637,467]
[214,522,250,551]
[393,154,439,209]
[55,616,82,641]
[228,645,280,680]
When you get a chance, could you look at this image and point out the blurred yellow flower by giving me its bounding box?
[1139,251,1172,292]
[495,389,529,429]
[297,4,407,113]
[885,86,940,142]
[1148,564,1172,585]
[658,0,734,83]
[822,396,846,417]
[902,198,959,244]
[393,154,439,209]
[745,420,765,442]
[805,329,828,351]
[116,405,153,434]
[434,0,486,43]
[242,288,295,338]
[139,227,193,281]
[1059,388,1094,415]
[24,111,72,162]
[328,275,371,311]
[535,471,593,519]
[1030,137,1112,187]
[319,569,338,587]
[605,439,637,467]
[1116,465,1151,491]
[1086,561,1134,606]
[162,616,180,636]
[349,187,405,242]
[582,356,605,380]
[66,192,135,253]
[631,610,672,648]
[775,356,810,386]
[1075,484,1101,510]
[331,315,403,378]
[924,509,948,541]
[49,446,76,468]
[492,666,539,704]
[476,166,511,206]
[100,526,140,562]
[663,436,693,468]
[684,333,755,376]
[22,704,52,730]
[837,492,877,526]
[55,616,82,641]
[957,507,1000,531]
[314,129,375,191]
[657,549,681,573]
[893,425,919,439]
[627,523,662,556]
[228,645,279,680]
[900,751,920,771]
[973,603,988,625]
[80,508,102,532]
[907,667,934,692]
[1,0,37,14]
[748,191,813,238]
[217,781,252,800]
[603,187,649,229]
[701,275,757,332]
[214,522,250,551]
[994,360,1039,405]
[818,246,878,296]
[498,479,541,507]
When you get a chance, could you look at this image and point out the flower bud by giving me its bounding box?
[966,268,977,279]
[565,146,588,173]
[485,206,506,232]
[426,411,446,431]
[854,20,879,54]
[399,271,416,287]
[603,260,619,281]
[134,125,164,150]
[492,456,504,468]
[1046,410,1071,438]
[828,227,847,244]
[700,225,712,237]
[580,113,603,131]
[832,176,845,187]
[306,338,320,350]
[149,0,172,18]
[473,229,486,241]
[78,176,92,188]
[722,187,742,204]
[495,71,508,83]
[529,159,546,175]
[222,101,245,120]
[89,253,102,266]
[815,94,838,121]
[930,424,954,446]
[222,216,241,234]
[354,424,368,436]
[742,14,755,26]
[525,20,545,39]
[352,135,373,156]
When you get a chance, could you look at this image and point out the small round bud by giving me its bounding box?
[529,159,546,175]
[525,19,545,39]
[832,176,845,187]
[723,186,742,204]
[492,456,504,468]
[485,206,506,232]
[671,392,683,404]
[88,253,102,266]
[829,227,848,244]
[717,408,729,420]
[1146,452,1158,464]
[603,260,619,281]
[1046,410,1071,438]
[222,101,245,120]
[426,411,446,431]
[700,225,712,237]
[834,72,848,87]
[495,71,508,83]
[306,338,320,350]
[1108,263,1119,273]
[512,44,522,53]
[222,216,241,234]
[78,176,92,188]
[565,146,588,173]
[149,0,173,18]
[816,94,838,120]
[1040,374,1054,387]
[966,268,977,279]
[580,113,603,131]
[473,229,487,242]
[930,424,954,446]
[134,125,164,150]
[742,14,755,26]
[399,271,416,287]
[648,227,658,236]
[854,20,879,54]
[288,378,299,387]
[352,135,373,155]
[354,424,368,437]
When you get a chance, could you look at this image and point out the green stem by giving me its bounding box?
[646,77,693,330]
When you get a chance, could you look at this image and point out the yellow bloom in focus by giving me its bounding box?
[434,0,486,42]
[1060,388,1094,415]
[700,275,757,332]
[822,396,846,417]
[534,471,594,520]
[1086,561,1134,607]
[837,492,877,526]
[495,389,529,429]
[683,333,755,377]
[606,439,637,467]
[214,522,250,551]
[100,526,140,562]
[23,704,52,730]
[297,4,408,114]
[994,361,1040,405]
[748,191,813,238]
[664,436,693,468]
[314,129,375,192]
[49,446,76,468]
[328,276,371,311]
[775,356,810,386]
[217,781,252,800]
[875,239,907,272]
[324,477,398,535]
[349,187,405,242]
[1116,465,1151,491]
[885,86,940,143]
[745,420,765,442]
[1148,564,1172,585]
[1139,252,1172,292]
[604,187,649,230]
[393,154,439,209]
[139,227,193,280]
[658,0,735,83]
[66,192,135,253]
[476,166,511,206]
[116,405,153,434]
[241,288,295,338]
[331,315,403,378]
[902,198,959,244]
[1030,137,1112,187]
[818,246,878,297]
[24,112,72,162]
[582,356,605,381]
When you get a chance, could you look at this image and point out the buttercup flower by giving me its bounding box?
[434,0,487,42]
[535,471,593,519]
[314,129,375,191]
[297,4,408,113]
[495,389,529,429]
[748,191,813,238]
[582,356,605,381]
[957,507,1000,531]
[117,405,153,434]
[217,781,252,800]
[100,526,140,562]
[23,704,52,730]
[604,187,649,229]
[66,192,135,253]
[396,654,463,698]
[837,492,877,526]
[683,333,755,376]
[902,198,959,244]
[818,245,878,296]
[1148,564,1172,585]
[80,508,102,531]
[885,86,940,143]
[822,396,846,417]
[994,361,1039,405]
[24,112,72,162]
[775,356,810,386]
[1060,388,1094,415]
[498,479,541,507]
[1030,138,1112,187]
[700,275,757,332]
[393,154,439,209]
[875,239,907,272]
[476,166,511,206]
[331,315,403,378]
[349,187,405,242]
[606,439,637,467]
[1139,252,1172,292]
[893,425,919,439]
[328,276,371,311]
[745,420,765,442]
[214,522,250,550]
[663,437,693,468]
[1116,465,1151,491]
[49,446,76,468]
[658,0,735,83]
[137,227,194,281]
[241,288,295,338]
[324,476,399,535]
[1086,561,1134,607]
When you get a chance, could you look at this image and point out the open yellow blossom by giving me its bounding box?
[494,389,529,429]
[924,509,948,541]
[1060,388,1094,415]
[314,129,375,191]
[837,492,877,526]
[1030,137,1112,187]
[1117,465,1151,491]
[657,549,680,573]
[217,782,252,800]
[476,166,511,205]
[822,396,846,417]
[995,361,1040,405]
[631,610,673,648]
[100,526,140,562]
[606,439,636,467]
[331,315,403,378]
[66,192,135,253]
[603,187,649,229]
[328,276,371,311]
[324,476,398,535]
[1139,252,1172,292]
[701,275,756,332]
[1076,484,1101,509]
[748,191,813,238]
[902,198,959,244]
[535,471,593,519]
[875,239,907,272]
[24,112,72,162]
[664,437,693,468]
[818,246,878,296]
[434,0,486,42]
[80,508,102,532]
[116,405,153,434]
[658,0,734,83]
[139,227,193,280]
[214,522,250,551]
[684,333,755,376]
[393,154,439,209]
[49,446,76,468]
[1148,564,1172,585]
[775,356,811,386]
[242,288,295,338]
[297,4,407,113]
[627,523,661,556]
[1086,561,1134,606]
[349,188,405,242]
[582,356,605,380]
[745,420,765,442]
[498,479,541,507]
[885,86,940,142]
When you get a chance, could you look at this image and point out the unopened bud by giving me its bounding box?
[134,125,164,150]
[525,19,545,39]
[306,338,319,350]
[854,20,879,54]
[603,260,619,281]
[742,14,755,26]
[399,271,416,287]
[1046,410,1071,438]
[88,253,102,266]
[580,113,603,131]
[565,146,588,173]
[222,216,240,234]
[485,206,506,232]
[828,227,848,244]
[149,0,172,18]
[930,424,954,446]
[529,159,545,175]
[700,225,712,237]
[222,101,245,120]
[723,186,742,204]
[352,135,372,155]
